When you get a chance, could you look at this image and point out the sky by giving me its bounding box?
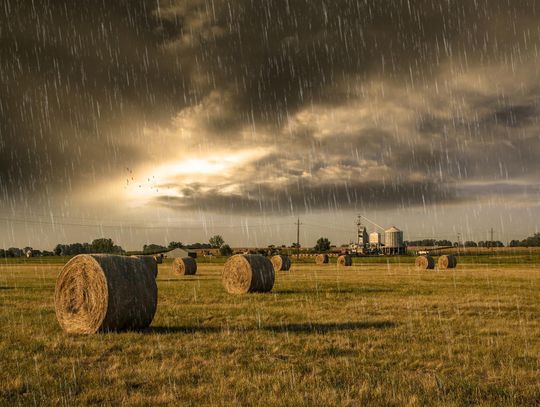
[1,0,540,250]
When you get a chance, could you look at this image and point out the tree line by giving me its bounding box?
[405,239,505,248]
[0,235,233,258]
[509,233,540,247]
[4,233,540,258]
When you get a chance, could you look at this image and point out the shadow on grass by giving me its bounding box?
[0,286,14,290]
[263,321,396,332]
[146,321,395,334]
[274,287,393,295]
[158,278,200,282]
[147,326,223,334]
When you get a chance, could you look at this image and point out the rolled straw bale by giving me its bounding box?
[337,254,353,267]
[438,254,457,269]
[315,254,329,264]
[222,254,275,294]
[415,255,435,270]
[172,257,197,275]
[271,254,291,271]
[55,254,157,334]
[132,255,158,278]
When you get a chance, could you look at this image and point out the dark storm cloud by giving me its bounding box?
[0,0,190,203]
[159,0,540,128]
[155,179,457,214]
[2,0,540,215]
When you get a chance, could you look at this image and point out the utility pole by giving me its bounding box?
[296,218,301,259]
[490,228,494,243]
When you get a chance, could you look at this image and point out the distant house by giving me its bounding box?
[162,248,197,259]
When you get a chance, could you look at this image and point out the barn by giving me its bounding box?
[163,248,197,259]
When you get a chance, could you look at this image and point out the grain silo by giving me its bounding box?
[369,232,381,246]
[383,226,406,255]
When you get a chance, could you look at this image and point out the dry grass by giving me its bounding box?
[1,260,539,406]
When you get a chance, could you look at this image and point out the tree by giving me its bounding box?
[168,241,184,249]
[314,237,331,252]
[521,233,540,247]
[220,244,233,256]
[188,242,212,249]
[91,238,115,253]
[464,241,478,247]
[7,247,23,257]
[143,244,167,254]
[209,235,225,248]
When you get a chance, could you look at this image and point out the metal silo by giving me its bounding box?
[384,226,405,255]
[369,232,381,246]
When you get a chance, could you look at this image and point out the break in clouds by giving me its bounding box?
[1,0,540,217]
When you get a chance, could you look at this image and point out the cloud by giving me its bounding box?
[0,0,189,205]
[2,0,540,220]
[155,180,457,214]
[139,59,540,213]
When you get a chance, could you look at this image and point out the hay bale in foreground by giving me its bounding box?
[438,254,457,269]
[315,254,329,264]
[132,255,158,278]
[415,255,435,270]
[271,254,291,271]
[222,254,275,294]
[337,254,353,267]
[55,254,158,334]
[172,257,197,275]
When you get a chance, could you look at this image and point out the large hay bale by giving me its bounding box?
[222,254,275,294]
[415,255,435,270]
[132,255,158,278]
[315,254,329,264]
[271,254,291,271]
[172,257,197,275]
[337,254,353,266]
[438,254,458,269]
[55,254,157,334]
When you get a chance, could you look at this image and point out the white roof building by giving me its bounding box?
[163,248,193,259]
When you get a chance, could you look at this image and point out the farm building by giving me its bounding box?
[162,248,197,259]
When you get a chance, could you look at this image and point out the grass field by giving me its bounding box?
[1,259,540,406]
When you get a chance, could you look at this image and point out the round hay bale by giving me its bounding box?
[337,254,353,267]
[132,255,158,278]
[438,254,458,269]
[55,254,158,334]
[315,254,329,264]
[415,255,435,270]
[172,257,197,275]
[271,254,291,271]
[222,254,275,294]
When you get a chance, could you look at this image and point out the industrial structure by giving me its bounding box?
[383,226,406,255]
[349,215,406,256]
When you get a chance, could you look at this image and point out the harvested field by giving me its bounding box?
[1,259,540,406]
